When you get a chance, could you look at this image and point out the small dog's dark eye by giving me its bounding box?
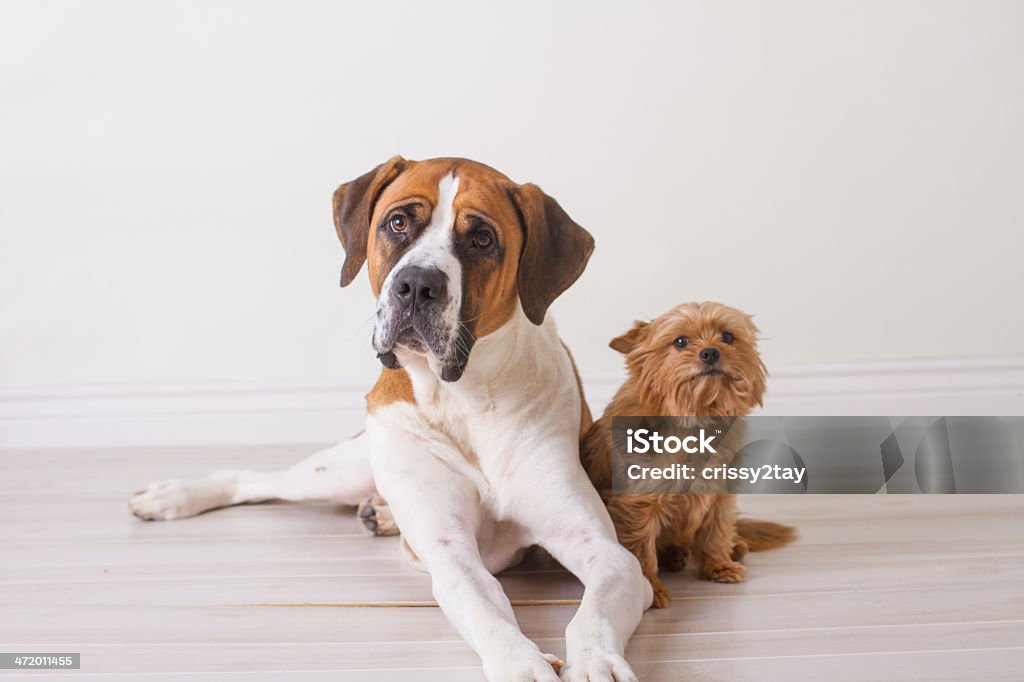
[471,228,495,250]
[721,331,734,344]
[388,214,409,233]
[673,336,689,349]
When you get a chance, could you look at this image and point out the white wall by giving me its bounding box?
[2,0,1023,390]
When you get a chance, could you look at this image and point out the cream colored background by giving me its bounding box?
[2,1,1022,390]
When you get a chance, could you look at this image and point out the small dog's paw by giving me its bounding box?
[561,650,638,682]
[650,578,672,608]
[731,538,749,561]
[129,480,211,521]
[357,494,399,536]
[703,560,746,583]
[658,544,688,572]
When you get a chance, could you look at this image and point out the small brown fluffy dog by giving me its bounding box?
[582,301,795,608]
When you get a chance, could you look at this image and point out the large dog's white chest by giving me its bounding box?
[379,310,582,519]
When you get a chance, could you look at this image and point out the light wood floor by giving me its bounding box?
[2,445,1023,681]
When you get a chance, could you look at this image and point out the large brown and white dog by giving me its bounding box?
[128,157,652,682]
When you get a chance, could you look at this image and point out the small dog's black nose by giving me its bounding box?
[700,347,721,365]
[393,266,447,307]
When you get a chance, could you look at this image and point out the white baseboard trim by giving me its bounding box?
[2,357,1022,448]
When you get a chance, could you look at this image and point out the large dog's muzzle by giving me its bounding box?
[373,264,473,382]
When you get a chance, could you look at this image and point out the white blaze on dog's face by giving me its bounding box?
[373,173,464,379]
[331,157,594,382]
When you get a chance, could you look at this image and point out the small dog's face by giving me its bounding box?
[610,301,766,416]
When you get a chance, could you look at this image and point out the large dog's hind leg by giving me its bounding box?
[356,494,399,536]
[129,434,374,521]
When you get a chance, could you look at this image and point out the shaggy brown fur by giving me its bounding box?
[582,301,795,608]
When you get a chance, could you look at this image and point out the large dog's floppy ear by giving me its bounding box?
[512,183,595,325]
[609,320,649,354]
[333,156,407,287]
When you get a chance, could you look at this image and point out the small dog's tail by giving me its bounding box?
[736,519,797,551]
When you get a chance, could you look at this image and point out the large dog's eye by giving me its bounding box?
[388,213,409,233]
[673,336,689,349]
[721,331,734,344]
[471,228,496,251]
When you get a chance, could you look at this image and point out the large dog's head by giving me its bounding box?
[333,157,594,382]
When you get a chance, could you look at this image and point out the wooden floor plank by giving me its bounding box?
[3,494,1021,544]
[0,553,1020,609]
[4,541,1022,584]
[2,533,1021,573]
[2,582,1021,645]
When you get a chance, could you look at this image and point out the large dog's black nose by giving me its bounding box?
[392,266,447,308]
[700,347,721,365]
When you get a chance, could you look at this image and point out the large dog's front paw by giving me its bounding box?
[357,494,399,536]
[128,479,227,521]
[561,650,638,682]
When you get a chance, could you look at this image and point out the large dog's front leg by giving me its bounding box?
[527,465,653,682]
[367,410,562,682]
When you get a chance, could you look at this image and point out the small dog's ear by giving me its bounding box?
[333,156,407,287]
[610,320,649,354]
[511,183,595,325]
